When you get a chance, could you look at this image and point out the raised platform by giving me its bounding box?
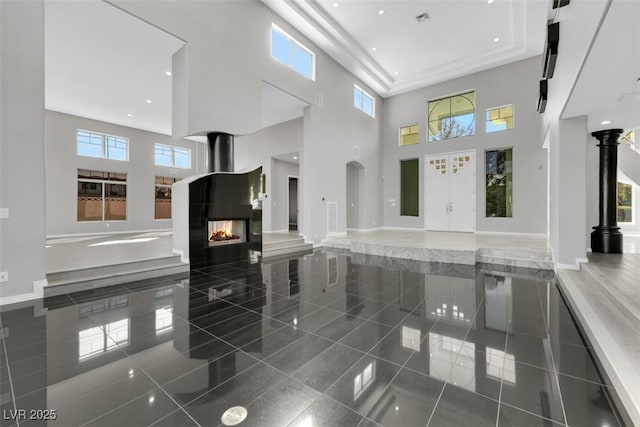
[323,230,553,270]
[262,232,313,258]
[556,253,640,426]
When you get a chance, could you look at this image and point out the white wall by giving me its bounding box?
[111,0,384,244]
[382,57,546,234]
[0,0,47,303]
[235,118,302,233]
[45,110,205,236]
[543,0,611,267]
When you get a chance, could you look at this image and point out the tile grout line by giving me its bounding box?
[537,280,569,427]
[425,383,447,427]
[1,324,20,427]
[495,314,509,427]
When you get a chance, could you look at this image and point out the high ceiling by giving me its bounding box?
[263,0,549,96]
[45,0,550,135]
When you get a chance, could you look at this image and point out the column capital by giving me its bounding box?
[591,128,623,146]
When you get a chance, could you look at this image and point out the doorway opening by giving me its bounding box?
[288,176,298,231]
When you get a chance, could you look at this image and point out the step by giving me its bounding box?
[263,236,307,251]
[45,256,188,297]
[262,242,313,259]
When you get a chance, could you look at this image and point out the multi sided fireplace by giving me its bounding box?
[208,220,247,246]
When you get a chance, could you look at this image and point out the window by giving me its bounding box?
[428,91,476,141]
[271,24,315,80]
[77,130,128,160]
[485,148,513,218]
[154,143,191,169]
[399,125,420,146]
[155,176,178,220]
[77,169,127,221]
[354,85,375,117]
[400,159,419,216]
[618,182,633,223]
[486,105,514,133]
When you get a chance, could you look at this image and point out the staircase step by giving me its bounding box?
[263,242,313,259]
[263,236,307,251]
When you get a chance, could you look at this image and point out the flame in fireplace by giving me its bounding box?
[209,221,240,242]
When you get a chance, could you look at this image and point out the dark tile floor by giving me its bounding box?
[0,250,625,427]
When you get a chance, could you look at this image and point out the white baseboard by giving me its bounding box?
[346,228,380,233]
[47,228,172,239]
[0,278,47,306]
[555,262,581,271]
[263,230,289,234]
[475,231,547,238]
[576,257,589,264]
[172,248,189,264]
[381,226,424,231]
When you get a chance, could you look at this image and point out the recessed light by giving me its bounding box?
[146,99,152,104]
[372,47,377,51]
[165,71,172,76]
[394,71,399,75]
[378,9,384,15]
[601,120,611,125]
[333,2,338,7]
[148,396,155,404]
[293,156,298,160]
[488,0,494,3]
[494,37,500,42]
[127,113,132,117]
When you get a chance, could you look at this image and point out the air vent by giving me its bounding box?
[416,12,429,22]
[315,93,323,107]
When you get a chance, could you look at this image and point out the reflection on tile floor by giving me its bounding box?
[0,249,625,427]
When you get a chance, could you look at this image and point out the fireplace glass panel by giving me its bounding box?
[208,220,246,246]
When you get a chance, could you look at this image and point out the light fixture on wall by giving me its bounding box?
[542,22,560,79]
[537,79,548,113]
[416,12,429,22]
[601,120,612,125]
[553,0,570,9]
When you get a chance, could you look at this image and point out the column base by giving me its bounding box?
[591,226,623,253]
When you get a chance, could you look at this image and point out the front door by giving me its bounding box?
[425,150,476,232]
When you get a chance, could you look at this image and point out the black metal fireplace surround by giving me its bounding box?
[188,167,262,268]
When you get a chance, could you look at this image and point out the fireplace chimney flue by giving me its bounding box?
[206,132,234,173]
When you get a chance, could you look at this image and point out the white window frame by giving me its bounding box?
[354,84,375,118]
[77,129,129,161]
[485,104,515,134]
[154,143,191,169]
[271,23,316,81]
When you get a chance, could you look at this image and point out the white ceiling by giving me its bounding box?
[45,0,183,135]
[262,0,549,97]
[273,151,301,165]
[45,0,550,136]
[563,0,640,132]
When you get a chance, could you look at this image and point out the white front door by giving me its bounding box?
[425,150,476,232]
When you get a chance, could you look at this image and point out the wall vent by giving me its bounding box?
[315,93,323,107]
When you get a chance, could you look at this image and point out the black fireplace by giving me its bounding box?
[187,132,262,268]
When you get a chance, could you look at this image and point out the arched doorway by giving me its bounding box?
[346,161,365,230]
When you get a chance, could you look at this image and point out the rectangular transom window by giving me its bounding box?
[485,148,513,218]
[155,176,178,220]
[271,24,315,80]
[428,91,476,141]
[400,159,419,216]
[154,143,191,169]
[77,169,127,221]
[77,130,128,161]
[354,85,375,117]
[486,105,514,133]
[618,182,633,223]
[400,125,420,146]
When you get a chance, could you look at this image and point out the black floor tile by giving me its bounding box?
[294,307,343,333]
[240,324,308,360]
[498,403,565,426]
[368,326,418,367]
[324,355,401,416]
[553,341,603,384]
[180,362,286,424]
[264,334,333,374]
[217,316,285,347]
[292,343,365,393]
[314,314,367,341]
[427,384,498,427]
[338,321,393,353]
[288,395,364,427]
[149,408,199,426]
[558,373,621,427]
[499,361,565,424]
[366,368,444,427]
[242,378,319,427]
[84,389,179,426]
